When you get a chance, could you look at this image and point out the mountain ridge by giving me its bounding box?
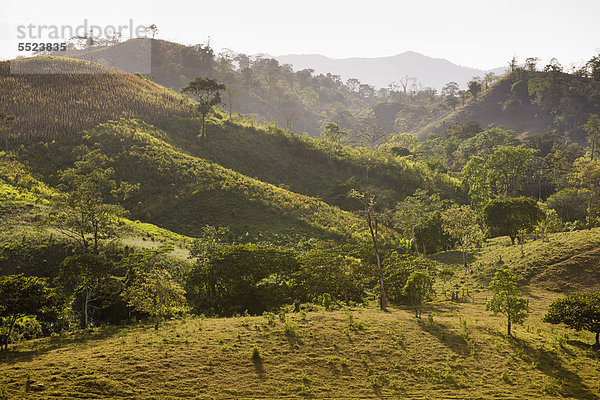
[275,51,506,90]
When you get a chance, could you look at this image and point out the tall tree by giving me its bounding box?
[486,146,535,197]
[181,77,226,145]
[403,271,434,318]
[59,252,113,328]
[582,114,600,161]
[441,82,460,110]
[486,269,528,336]
[461,156,490,211]
[468,79,482,100]
[349,189,388,311]
[357,110,387,148]
[51,149,130,252]
[321,122,347,143]
[441,205,482,269]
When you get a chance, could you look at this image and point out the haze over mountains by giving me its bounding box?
[276,52,506,90]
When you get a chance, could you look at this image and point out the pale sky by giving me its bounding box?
[1,0,599,70]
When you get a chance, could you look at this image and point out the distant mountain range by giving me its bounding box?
[275,52,506,91]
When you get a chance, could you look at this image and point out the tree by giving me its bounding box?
[484,197,544,245]
[0,113,15,152]
[403,271,434,318]
[544,292,600,345]
[467,79,482,100]
[441,205,482,269]
[186,244,300,316]
[346,78,360,92]
[357,110,387,148]
[59,252,113,328]
[582,114,600,161]
[571,157,600,229]
[438,268,454,298]
[51,149,130,252]
[124,269,186,330]
[441,82,459,110]
[483,72,497,89]
[546,188,588,223]
[0,275,60,350]
[525,57,539,72]
[486,146,535,197]
[461,156,490,211]
[145,24,159,39]
[349,189,388,311]
[486,269,528,336]
[321,122,347,143]
[181,77,226,145]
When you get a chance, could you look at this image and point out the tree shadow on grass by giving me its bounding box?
[495,333,598,400]
[427,250,476,266]
[567,340,600,360]
[252,358,265,377]
[417,320,470,356]
[0,325,124,365]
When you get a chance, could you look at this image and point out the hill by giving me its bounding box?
[49,39,369,136]
[276,52,506,90]
[17,119,392,242]
[417,68,600,142]
[0,57,195,142]
[1,295,599,399]
[430,228,600,295]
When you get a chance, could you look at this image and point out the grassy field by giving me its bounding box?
[1,290,599,400]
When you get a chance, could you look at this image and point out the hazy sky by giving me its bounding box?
[2,0,599,70]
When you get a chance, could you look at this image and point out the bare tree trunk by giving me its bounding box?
[200,115,206,147]
[155,314,160,330]
[84,287,90,328]
[368,212,387,311]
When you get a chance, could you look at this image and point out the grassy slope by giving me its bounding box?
[14,119,388,242]
[1,295,599,399]
[153,116,450,210]
[430,228,600,294]
[0,152,192,278]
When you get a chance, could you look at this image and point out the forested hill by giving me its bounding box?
[417,65,600,142]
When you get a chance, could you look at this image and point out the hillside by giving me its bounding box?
[17,119,390,242]
[276,52,506,90]
[417,69,600,142]
[1,295,599,399]
[429,228,600,297]
[49,39,369,136]
[0,57,194,141]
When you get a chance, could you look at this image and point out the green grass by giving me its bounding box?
[20,119,394,243]
[1,294,599,399]
[430,228,600,293]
